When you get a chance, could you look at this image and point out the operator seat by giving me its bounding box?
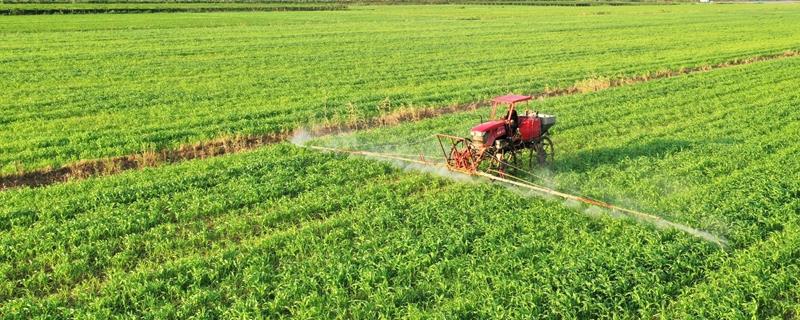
[505,109,519,138]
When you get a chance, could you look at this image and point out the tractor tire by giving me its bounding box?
[491,150,516,175]
[537,136,554,165]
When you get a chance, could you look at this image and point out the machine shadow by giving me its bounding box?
[552,138,698,174]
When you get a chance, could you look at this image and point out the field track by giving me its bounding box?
[2,49,798,191]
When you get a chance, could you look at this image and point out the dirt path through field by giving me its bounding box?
[2,49,798,191]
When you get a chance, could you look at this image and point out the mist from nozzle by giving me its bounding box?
[294,126,729,248]
[290,129,312,146]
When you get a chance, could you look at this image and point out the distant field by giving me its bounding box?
[2,4,800,174]
[0,3,338,8]
[0,0,691,4]
[0,2,346,15]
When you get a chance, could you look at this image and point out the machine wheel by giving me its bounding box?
[536,136,554,165]
[448,138,475,171]
[490,150,516,175]
[527,143,537,167]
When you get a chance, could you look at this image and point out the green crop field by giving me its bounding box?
[3,57,800,316]
[0,145,725,318]
[2,5,800,174]
[2,3,800,318]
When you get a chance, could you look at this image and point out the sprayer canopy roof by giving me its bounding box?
[492,94,532,104]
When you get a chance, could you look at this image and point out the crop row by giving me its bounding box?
[0,143,726,318]
[667,223,800,318]
[3,5,800,173]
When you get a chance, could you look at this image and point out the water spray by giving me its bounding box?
[303,144,729,248]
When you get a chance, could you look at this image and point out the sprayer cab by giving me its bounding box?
[436,94,556,175]
[469,94,555,146]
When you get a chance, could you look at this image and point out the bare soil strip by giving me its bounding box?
[2,49,798,191]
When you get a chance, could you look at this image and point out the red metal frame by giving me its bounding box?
[436,134,480,173]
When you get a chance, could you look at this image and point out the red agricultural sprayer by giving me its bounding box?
[436,94,556,175]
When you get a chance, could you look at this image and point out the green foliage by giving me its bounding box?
[2,5,800,173]
[2,5,800,318]
[666,223,800,319]
[0,144,723,318]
